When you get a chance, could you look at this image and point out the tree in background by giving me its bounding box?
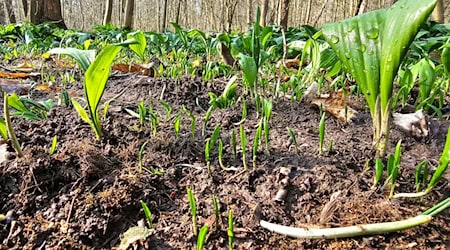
[28,0,66,28]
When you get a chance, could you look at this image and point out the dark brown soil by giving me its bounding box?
[1,73,450,249]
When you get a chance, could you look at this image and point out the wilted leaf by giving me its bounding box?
[0,71,31,78]
[112,63,154,76]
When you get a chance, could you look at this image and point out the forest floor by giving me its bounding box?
[0,70,450,249]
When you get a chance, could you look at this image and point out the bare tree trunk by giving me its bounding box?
[175,0,182,25]
[247,0,252,24]
[278,0,290,29]
[431,0,444,23]
[260,0,269,26]
[103,0,113,25]
[161,0,168,31]
[4,0,16,23]
[28,0,66,28]
[124,0,134,28]
[225,0,238,33]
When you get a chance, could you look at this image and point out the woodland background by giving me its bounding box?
[0,0,448,32]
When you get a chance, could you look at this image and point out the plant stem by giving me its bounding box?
[4,94,22,157]
[260,215,431,239]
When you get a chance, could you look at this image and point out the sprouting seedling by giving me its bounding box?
[210,124,221,149]
[218,139,225,170]
[240,124,248,171]
[0,117,8,141]
[187,187,198,236]
[387,140,401,198]
[173,112,182,138]
[227,209,234,250]
[197,225,209,250]
[138,100,147,126]
[373,158,384,188]
[253,119,263,169]
[4,93,22,157]
[262,98,272,154]
[138,141,148,175]
[182,106,196,139]
[415,160,429,192]
[148,104,158,136]
[231,129,237,160]
[328,139,333,154]
[393,127,450,199]
[287,127,299,154]
[241,98,247,122]
[70,45,123,140]
[140,200,153,229]
[205,139,211,176]
[160,100,172,121]
[212,195,220,231]
[127,30,147,63]
[318,112,326,155]
[49,135,58,155]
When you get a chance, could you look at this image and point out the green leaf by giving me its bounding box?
[0,117,8,140]
[441,37,450,79]
[427,127,450,190]
[85,45,122,138]
[140,200,153,229]
[239,53,257,88]
[7,93,28,113]
[49,135,57,155]
[71,98,92,125]
[415,58,435,102]
[197,225,209,250]
[48,47,96,71]
[374,158,383,186]
[127,30,146,61]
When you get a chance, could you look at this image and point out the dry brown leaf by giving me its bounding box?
[112,63,154,76]
[276,58,300,69]
[0,71,31,78]
[310,92,357,123]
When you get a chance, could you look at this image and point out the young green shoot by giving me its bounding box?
[212,195,220,231]
[4,94,22,157]
[241,98,247,122]
[373,158,384,188]
[182,106,196,139]
[253,119,263,169]
[210,124,221,149]
[187,187,198,236]
[138,100,147,126]
[138,141,148,175]
[218,139,225,170]
[160,101,172,121]
[0,117,8,141]
[393,127,450,198]
[205,139,212,176]
[140,200,153,229]
[262,98,272,154]
[49,135,58,155]
[240,124,248,171]
[318,112,326,156]
[287,127,299,154]
[173,112,182,138]
[228,209,234,250]
[415,160,429,192]
[387,140,402,198]
[197,225,209,250]
[148,104,158,136]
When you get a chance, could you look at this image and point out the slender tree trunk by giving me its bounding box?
[124,0,134,28]
[103,0,113,25]
[161,0,168,31]
[247,0,252,24]
[175,0,182,25]
[278,0,290,29]
[260,0,269,26]
[28,0,66,28]
[431,0,444,23]
[4,0,16,23]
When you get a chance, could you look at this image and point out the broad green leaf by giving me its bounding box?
[127,30,146,60]
[415,58,435,102]
[441,37,450,79]
[48,48,96,71]
[7,93,28,113]
[323,10,384,115]
[85,45,121,136]
[380,0,437,110]
[239,53,257,88]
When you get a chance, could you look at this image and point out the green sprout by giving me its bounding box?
[212,195,220,231]
[187,187,198,236]
[140,200,153,229]
[138,100,147,126]
[253,119,263,169]
[4,94,22,157]
[228,209,234,250]
[49,135,58,155]
[173,112,182,138]
[218,139,225,170]
[318,112,326,155]
[205,139,211,176]
[0,117,8,141]
[127,30,147,62]
[322,0,437,157]
[287,127,299,154]
[148,104,158,136]
[160,101,172,121]
[386,140,402,198]
[415,160,429,192]
[393,127,450,198]
[241,98,247,122]
[240,124,248,171]
[71,45,122,140]
[263,98,272,154]
[373,158,384,188]
[138,141,148,175]
[210,124,221,149]
[197,225,209,250]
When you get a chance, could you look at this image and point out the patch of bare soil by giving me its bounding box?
[1,74,450,249]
